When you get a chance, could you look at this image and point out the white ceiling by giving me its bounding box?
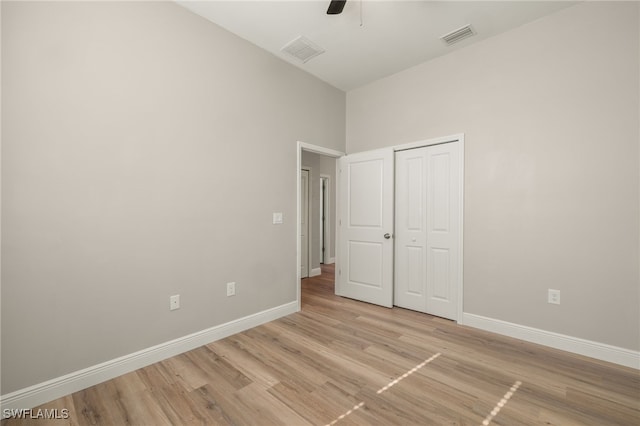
[178,1,576,91]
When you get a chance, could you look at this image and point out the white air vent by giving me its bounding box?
[440,24,476,46]
[281,36,325,63]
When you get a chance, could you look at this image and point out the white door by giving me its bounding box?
[337,148,394,307]
[300,169,310,278]
[394,142,461,320]
[394,148,427,312]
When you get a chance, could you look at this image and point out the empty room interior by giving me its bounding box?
[1,1,639,424]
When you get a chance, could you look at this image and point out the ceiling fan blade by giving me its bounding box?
[327,0,347,15]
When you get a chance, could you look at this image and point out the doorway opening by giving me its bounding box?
[296,142,344,311]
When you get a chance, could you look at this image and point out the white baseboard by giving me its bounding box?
[326,257,335,265]
[462,313,640,370]
[309,267,322,277]
[1,301,299,415]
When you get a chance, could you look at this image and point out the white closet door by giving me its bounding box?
[425,142,461,319]
[394,149,427,311]
[337,148,394,307]
[394,142,461,320]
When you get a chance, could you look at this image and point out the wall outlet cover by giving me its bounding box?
[170,294,180,310]
[226,282,236,297]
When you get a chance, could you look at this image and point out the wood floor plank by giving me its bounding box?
[188,384,246,425]
[207,340,280,389]
[233,384,313,426]
[3,263,639,425]
[267,380,335,425]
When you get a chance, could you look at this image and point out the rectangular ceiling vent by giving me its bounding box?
[440,24,476,46]
[281,36,325,64]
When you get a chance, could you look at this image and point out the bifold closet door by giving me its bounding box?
[394,142,461,320]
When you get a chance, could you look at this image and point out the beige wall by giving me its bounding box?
[1,1,345,393]
[347,2,639,350]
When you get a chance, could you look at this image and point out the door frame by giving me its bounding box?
[319,175,331,264]
[392,133,465,322]
[297,141,344,311]
[300,167,311,278]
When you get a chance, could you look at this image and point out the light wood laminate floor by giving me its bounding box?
[3,264,639,425]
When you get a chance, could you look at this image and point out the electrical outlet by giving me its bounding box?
[170,294,180,310]
[226,282,236,297]
[548,289,560,305]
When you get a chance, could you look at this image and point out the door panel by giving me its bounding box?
[337,149,394,307]
[406,156,424,231]
[394,149,427,311]
[395,142,461,320]
[430,248,451,299]
[406,246,423,294]
[425,143,460,319]
[348,160,384,227]
[431,152,451,231]
[348,241,383,287]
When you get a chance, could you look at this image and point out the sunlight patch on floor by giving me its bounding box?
[482,380,522,426]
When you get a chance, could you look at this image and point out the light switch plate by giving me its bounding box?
[273,212,283,224]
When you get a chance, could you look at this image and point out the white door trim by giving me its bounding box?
[393,133,465,322]
[297,141,344,311]
[320,174,331,264]
[300,167,311,279]
[393,133,465,152]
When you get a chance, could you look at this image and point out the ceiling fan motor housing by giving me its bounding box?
[327,0,347,15]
